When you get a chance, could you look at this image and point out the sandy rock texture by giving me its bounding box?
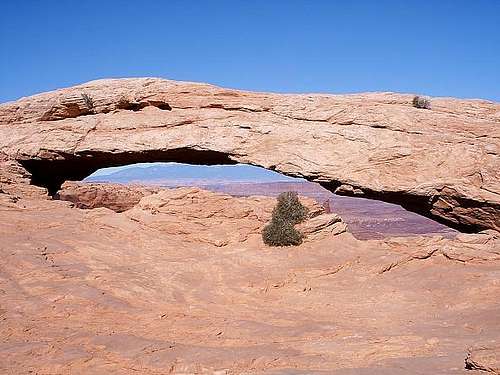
[56,181,161,212]
[58,182,329,248]
[0,79,499,374]
[0,78,499,231]
[0,185,499,374]
[466,345,500,373]
[0,152,46,200]
[163,180,458,239]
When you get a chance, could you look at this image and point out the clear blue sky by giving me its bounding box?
[1,0,499,103]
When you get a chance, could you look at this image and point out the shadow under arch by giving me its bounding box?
[20,148,237,196]
[18,147,483,234]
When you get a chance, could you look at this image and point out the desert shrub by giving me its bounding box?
[81,93,95,113]
[262,220,304,246]
[262,191,308,247]
[412,95,431,109]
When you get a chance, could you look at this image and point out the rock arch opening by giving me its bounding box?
[19,148,237,196]
[18,147,484,235]
[37,156,456,240]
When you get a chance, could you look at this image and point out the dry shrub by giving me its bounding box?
[262,191,308,247]
[412,95,431,109]
[81,93,95,113]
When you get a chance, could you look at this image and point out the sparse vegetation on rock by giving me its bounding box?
[412,95,431,109]
[262,191,308,246]
[81,93,95,113]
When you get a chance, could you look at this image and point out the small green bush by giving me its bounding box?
[262,191,308,247]
[412,95,431,109]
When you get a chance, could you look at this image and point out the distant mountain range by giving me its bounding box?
[85,163,298,184]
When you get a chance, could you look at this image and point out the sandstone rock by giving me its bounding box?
[0,152,47,199]
[0,187,499,374]
[1,78,500,374]
[56,181,160,212]
[296,213,347,240]
[0,78,498,232]
[124,186,327,246]
[55,182,342,245]
[466,346,500,374]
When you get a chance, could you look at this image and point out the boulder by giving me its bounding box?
[56,181,160,212]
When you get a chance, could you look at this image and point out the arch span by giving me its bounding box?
[18,146,496,234]
[1,78,499,233]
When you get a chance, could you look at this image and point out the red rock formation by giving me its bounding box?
[466,346,500,374]
[0,184,499,374]
[0,78,498,231]
[56,181,160,212]
[0,79,499,374]
[193,180,458,239]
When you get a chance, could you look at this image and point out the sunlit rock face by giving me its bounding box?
[59,179,459,239]
[1,180,500,373]
[0,78,499,231]
[0,78,499,373]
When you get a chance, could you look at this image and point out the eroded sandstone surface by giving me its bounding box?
[1,180,499,374]
[1,79,500,374]
[149,180,458,239]
[0,78,499,231]
[56,181,161,212]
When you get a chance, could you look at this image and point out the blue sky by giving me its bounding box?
[1,0,499,103]
[87,163,298,182]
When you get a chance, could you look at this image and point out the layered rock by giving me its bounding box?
[2,78,500,374]
[466,346,500,374]
[1,185,499,374]
[56,182,340,246]
[56,181,160,212]
[296,212,347,240]
[0,78,498,232]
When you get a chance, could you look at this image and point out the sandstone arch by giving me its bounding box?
[0,78,499,232]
